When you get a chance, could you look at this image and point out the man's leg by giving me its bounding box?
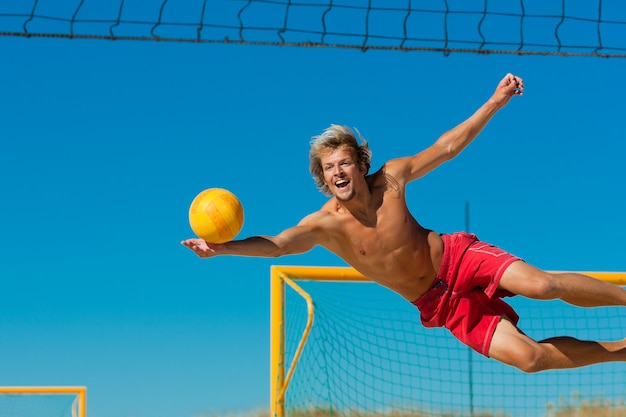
[488,317,626,372]
[498,261,626,307]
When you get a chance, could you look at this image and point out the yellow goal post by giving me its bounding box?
[0,386,87,417]
[270,265,626,417]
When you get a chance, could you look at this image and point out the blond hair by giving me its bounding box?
[309,125,372,196]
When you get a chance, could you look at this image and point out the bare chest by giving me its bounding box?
[343,210,412,257]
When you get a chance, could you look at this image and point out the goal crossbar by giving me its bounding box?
[0,386,87,417]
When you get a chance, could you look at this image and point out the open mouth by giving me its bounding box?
[336,179,349,189]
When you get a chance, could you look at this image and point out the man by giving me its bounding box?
[182,73,626,372]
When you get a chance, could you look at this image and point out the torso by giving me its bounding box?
[316,167,444,302]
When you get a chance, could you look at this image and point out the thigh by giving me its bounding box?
[498,260,552,298]
[456,240,520,296]
[447,291,519,357]
[488,316,539,367]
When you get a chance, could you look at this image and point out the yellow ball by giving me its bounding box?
[188,188,244,243]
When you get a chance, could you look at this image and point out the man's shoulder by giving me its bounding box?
[367,158,407,178]
[300,200,339,223]
[367,159,409,191]
[317,199,342,217]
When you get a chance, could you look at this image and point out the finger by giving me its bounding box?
[510,75,523,94]
[182,240,202,250]
[191,246,206,256]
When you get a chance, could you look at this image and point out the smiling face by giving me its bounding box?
[320,145,365,202]
[309,125,372,196]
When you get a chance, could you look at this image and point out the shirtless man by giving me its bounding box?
[182,73,626,372]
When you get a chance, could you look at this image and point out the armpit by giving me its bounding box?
[384,173,402,197]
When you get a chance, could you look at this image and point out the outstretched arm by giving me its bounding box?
[394,73,524,182]
[181,213,326,259]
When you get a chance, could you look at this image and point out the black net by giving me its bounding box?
[2,0,626,57]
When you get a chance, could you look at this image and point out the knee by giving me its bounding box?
[509,348,551,373]
[521,272,560,300]
[498,343,552,373]
[513,355,549,374]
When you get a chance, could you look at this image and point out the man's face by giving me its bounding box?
[320,146,363,202]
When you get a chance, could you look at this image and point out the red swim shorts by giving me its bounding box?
[412,232,522,357]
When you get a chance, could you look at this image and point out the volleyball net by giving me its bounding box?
[0,386,87,417]
[2,0,626,57]
[270,266,626,417]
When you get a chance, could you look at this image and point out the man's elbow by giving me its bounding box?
[267,248,288,258]
[265,241,300,258]
[273,245,310,257]
[446,145,462,160]
[433,141,459,162]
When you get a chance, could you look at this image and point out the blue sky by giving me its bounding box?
[1,23,626,417]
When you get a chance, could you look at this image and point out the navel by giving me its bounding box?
[360,249,366,256]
